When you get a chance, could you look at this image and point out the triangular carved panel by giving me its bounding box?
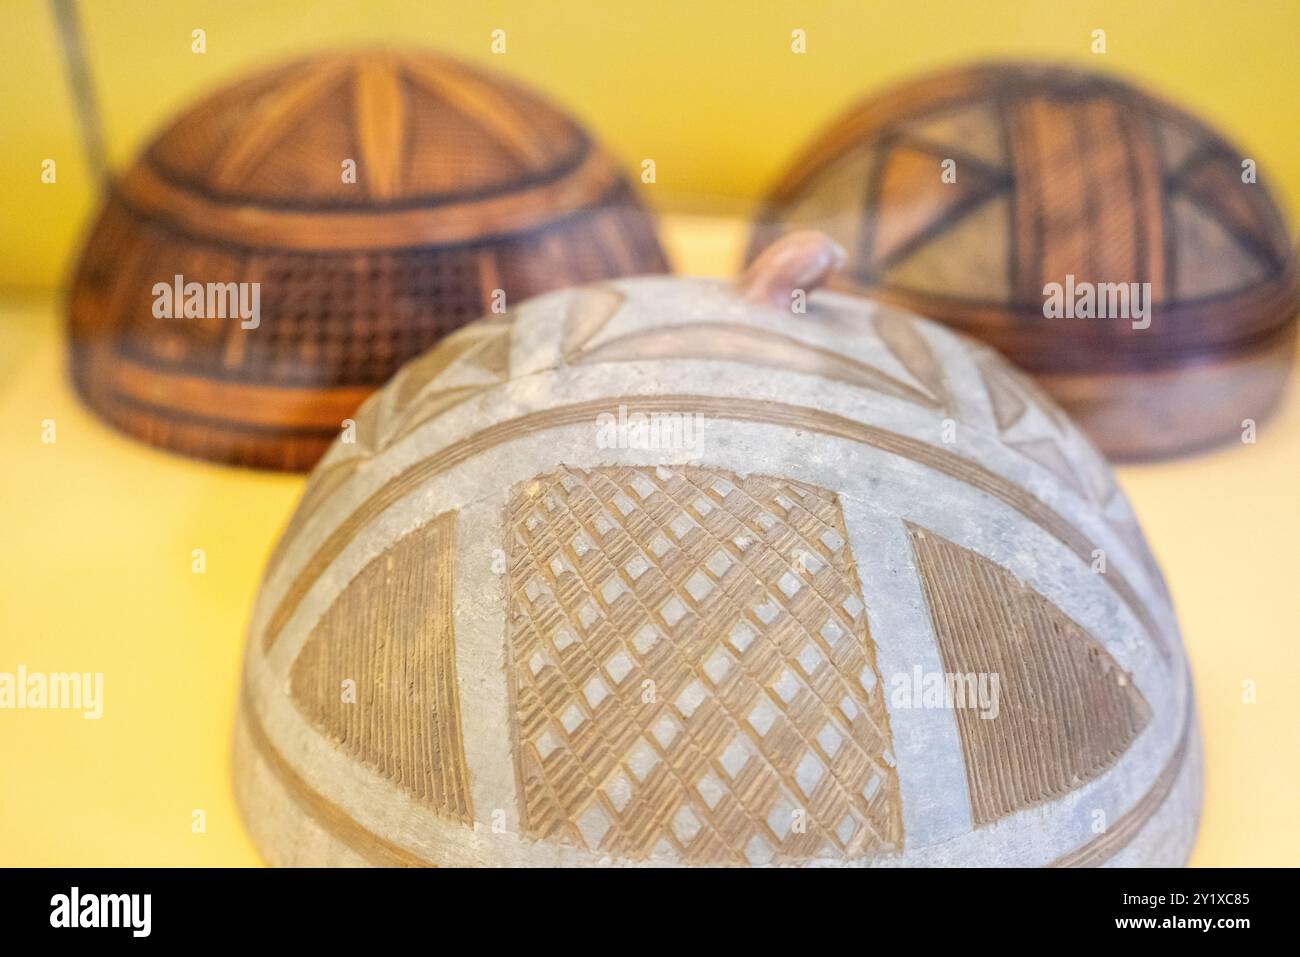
[289,511,472,822]
[906,523,1151,827]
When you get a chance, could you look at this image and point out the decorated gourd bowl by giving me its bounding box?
[748,62,1299,460]
[235,232,1201,866]
[68,49,667,470]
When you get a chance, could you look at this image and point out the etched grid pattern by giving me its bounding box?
[506,465,903,864]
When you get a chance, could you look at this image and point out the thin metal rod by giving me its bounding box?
[50,0,109,184]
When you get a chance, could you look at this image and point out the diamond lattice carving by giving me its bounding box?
[506,465,903,864]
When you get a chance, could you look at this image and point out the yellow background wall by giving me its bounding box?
[2,0,1298,291]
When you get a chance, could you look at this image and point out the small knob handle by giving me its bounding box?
[737,230,847,309]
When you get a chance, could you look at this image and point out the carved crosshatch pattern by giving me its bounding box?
[505,465,903,864]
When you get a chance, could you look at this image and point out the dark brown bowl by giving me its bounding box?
[68,49,668,471]
[748,61,1299,460]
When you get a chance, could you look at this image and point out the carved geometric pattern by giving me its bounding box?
[264,393,1170,662]
[261,402,377,591]
[873,312,952,413]
[506,465,903,864]
[971,350,1175,604]
[559,287,944,412]
[260,316,520,609]
[1050,693,1193,867]
[975,352,1115,505]
[561,285,626,360]
[572,322,940,409]
[906,522,1152,827]
[379,318,515,450]
[289,511,472,822]
[158,52,588,205]
[976,351,1070,435]
[866,141,1007,270]
[897,102,1007,168]
[749,64,1297,390]
[67,47,669,471]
